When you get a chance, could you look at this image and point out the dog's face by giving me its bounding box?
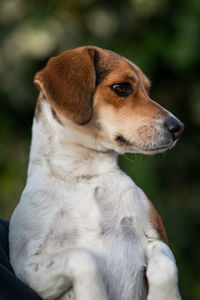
[34,46,184,154]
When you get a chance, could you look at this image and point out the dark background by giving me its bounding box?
[0,0,199,299]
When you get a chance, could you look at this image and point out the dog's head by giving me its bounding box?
[34,46,184,154]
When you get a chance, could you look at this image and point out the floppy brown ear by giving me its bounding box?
[34,47,97,125]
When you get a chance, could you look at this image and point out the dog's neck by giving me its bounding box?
[27,101,118,183]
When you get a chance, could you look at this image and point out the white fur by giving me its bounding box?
[9,100,181,300]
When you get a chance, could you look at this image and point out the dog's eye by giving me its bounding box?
[111,82,133,97]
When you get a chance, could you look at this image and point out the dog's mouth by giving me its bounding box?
[137,142,177,154]
[115,134,177,155]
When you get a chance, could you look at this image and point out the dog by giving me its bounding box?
[9,46,184,300]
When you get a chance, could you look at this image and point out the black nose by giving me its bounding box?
[164,116,184,140]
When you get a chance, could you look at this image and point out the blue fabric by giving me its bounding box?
[0,219,42,299]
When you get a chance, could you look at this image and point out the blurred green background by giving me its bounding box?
[0,0,199,298]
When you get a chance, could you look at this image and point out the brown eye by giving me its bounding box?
[111,82,133,97]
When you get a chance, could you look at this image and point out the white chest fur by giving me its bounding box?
[37,172,148,254]
[10,168,149,300]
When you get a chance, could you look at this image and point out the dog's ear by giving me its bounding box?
[34,47,97,125]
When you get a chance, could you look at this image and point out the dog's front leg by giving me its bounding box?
[146,240,181,300]
[24,249,107,300]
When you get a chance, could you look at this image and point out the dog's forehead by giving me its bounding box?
[125,58,151,88]
[96,47,150,87]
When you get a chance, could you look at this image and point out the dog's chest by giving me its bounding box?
[43,175,147,299]
[46,175,145,249]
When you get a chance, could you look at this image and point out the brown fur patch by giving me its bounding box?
[94,60,138,109]
[149,200,168,244]
[93,48,119,85]
[34,47,97,125]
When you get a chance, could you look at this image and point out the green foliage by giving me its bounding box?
[0,0,200,298]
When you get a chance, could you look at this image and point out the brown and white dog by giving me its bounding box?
[9,46,184,300]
